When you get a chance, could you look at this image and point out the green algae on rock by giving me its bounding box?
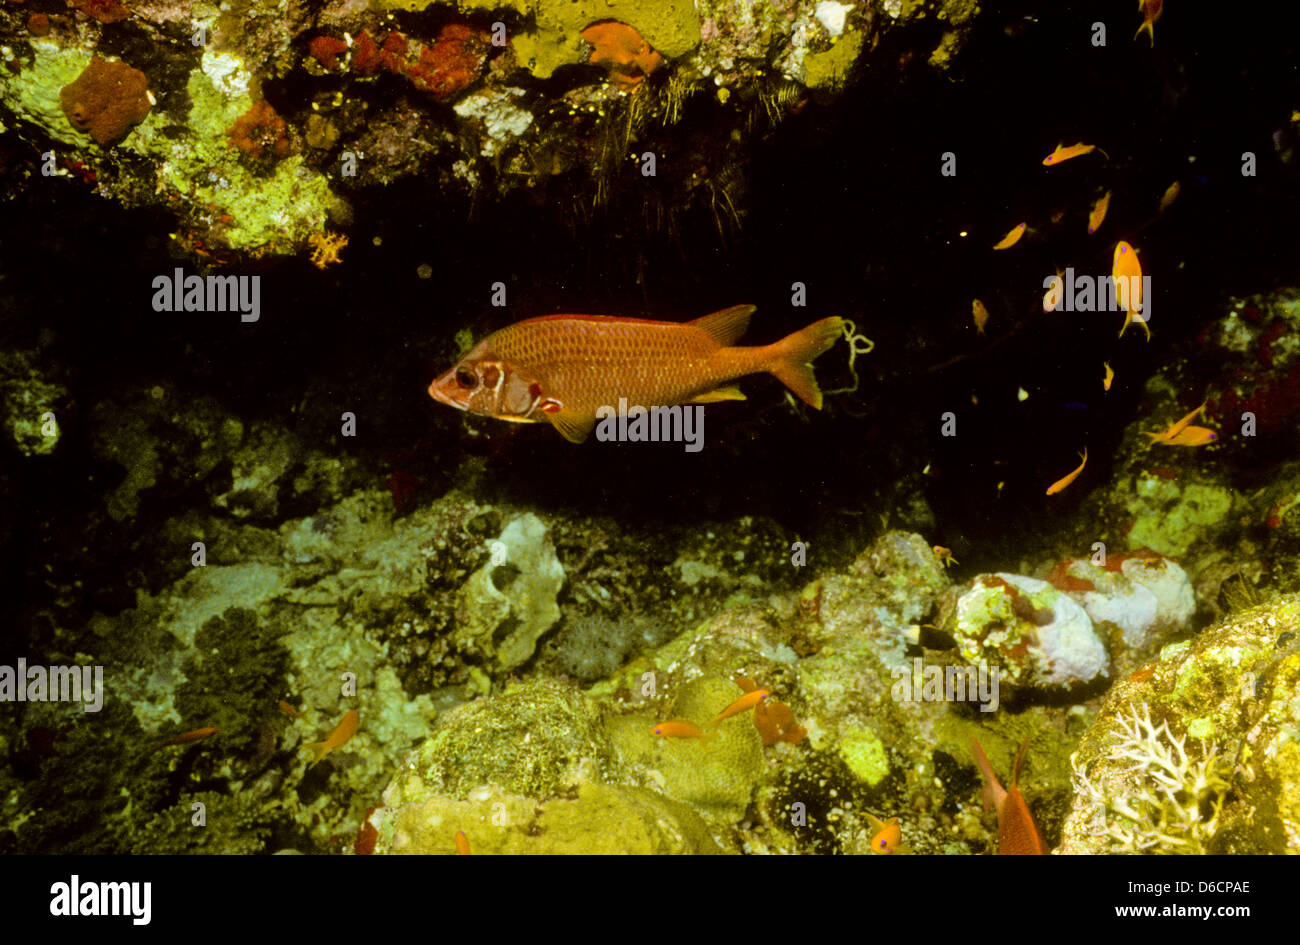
[374,780,724,854]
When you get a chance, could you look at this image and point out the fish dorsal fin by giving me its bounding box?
[1012,739,1034,788]
[689,304,756,346]
[548,409,596,444]
[688,385,747,404]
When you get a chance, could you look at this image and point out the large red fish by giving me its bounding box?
[427,305,845,443]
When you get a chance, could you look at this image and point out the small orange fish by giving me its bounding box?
[1153,425,1217,447]
[1135,0,1163,45]
[455,830,472,855]
[1158,180,1180,212]
[278,699,303,719]
[1045,447,1087,495]
[305,708,359,767]
[1042,142,1108,166]
[428,306,846,444]
[1113,241,1150,341]
[864,811,904,854]
[972,299,990,335]
[992,222,1026,250]
[970,736,1048,854]
[158,726,218,747]
[1144,401,1206,444]
[651,719,714,741]
[1087,190,1111,234]
[1103,361,1114,391]
[933,545,958,567]
[710,688,770,726]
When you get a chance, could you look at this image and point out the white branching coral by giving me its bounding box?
[1072,702,1232,854]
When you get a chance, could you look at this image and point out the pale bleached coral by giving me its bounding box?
[1071,702,1231,854]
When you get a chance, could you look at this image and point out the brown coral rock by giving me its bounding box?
[59,56,151,146]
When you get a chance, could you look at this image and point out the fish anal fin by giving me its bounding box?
[548,410,597,444]
[689,385,746,404]
[689,304,756,346]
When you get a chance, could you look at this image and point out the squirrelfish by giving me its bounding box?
[1042,142,1108,166]
[992,222,1026,250]
[428,306,845,444]
[865,812,904,854]
[1135,0,1163,45]
[1045,447,1087,495]
[710,688,770,726]
[305,708,359,767]
[970,736,1048,854]
[1113,241,1150,341]
[1088,190,1111,234]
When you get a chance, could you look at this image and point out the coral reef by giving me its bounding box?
[1060,593,1300,853]
[0,0,972,261]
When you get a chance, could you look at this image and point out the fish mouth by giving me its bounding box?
[427,373,467,411]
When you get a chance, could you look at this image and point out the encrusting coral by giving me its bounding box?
[59,57,151,146]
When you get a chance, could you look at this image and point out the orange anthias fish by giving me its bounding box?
[1159,180,1181,212]
[1042,142,1108,166]
[1144,401,1206,444]
[305,708,359,767]
[1113,241,1150,341]
[1045,447,1087,495]
[971,299,990,335]
[158,726,218,748]
[651,719,714,742]
[455,830,472,855]
[1103,361,1115,391]
[1135,0,1163,45]
[864,811,905,854]
[428,306,845,444]
[1088,190,1111,234]
[992,222,1026,250]
[970,736,1048,854]
[710,688,770,726]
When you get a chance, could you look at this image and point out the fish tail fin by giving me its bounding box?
[766,316,846,409]
[1135,22,1154,46]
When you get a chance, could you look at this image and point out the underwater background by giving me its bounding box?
[1,0,1299,854]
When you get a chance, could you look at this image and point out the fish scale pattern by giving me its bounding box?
[488,317,757,412]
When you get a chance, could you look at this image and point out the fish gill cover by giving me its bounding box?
[0,0,1297,881]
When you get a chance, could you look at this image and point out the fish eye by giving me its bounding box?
[455,368,477,389]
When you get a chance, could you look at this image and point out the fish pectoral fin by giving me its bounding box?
[548,410,597,444]
[689,305,756,346]
[688,385,747,404]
